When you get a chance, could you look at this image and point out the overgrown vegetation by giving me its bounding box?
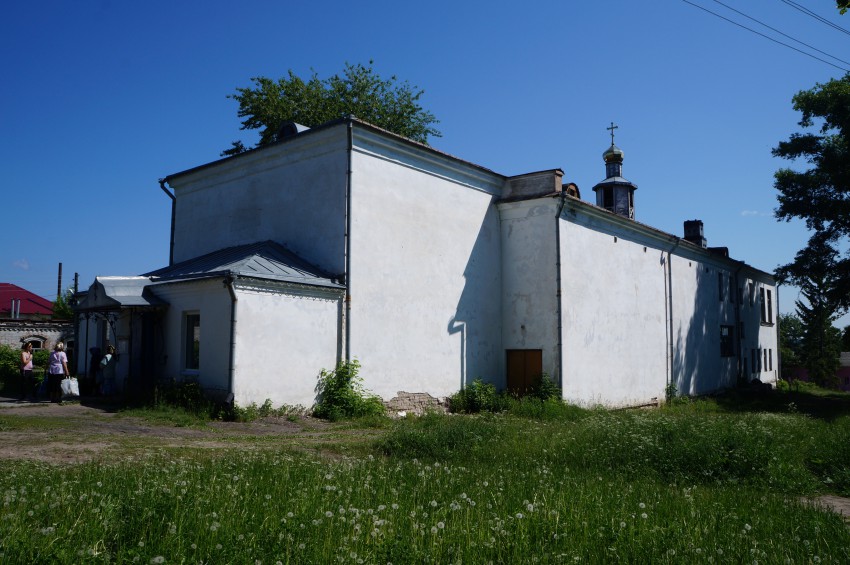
[0,344,47,396]
[0,386,849,563]
[449,374,563,414]
[313,360,386,421]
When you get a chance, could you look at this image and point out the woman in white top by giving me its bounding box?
[47,342,70,403]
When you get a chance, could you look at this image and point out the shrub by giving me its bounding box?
[313,360,386,421]
[449,378,504,413]
[528,372,561,401]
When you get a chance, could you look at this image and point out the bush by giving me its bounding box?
[313,360,386,421]
[449,378,506,413]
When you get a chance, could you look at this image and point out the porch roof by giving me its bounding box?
[144,241,344,289]
[75,277,166,311]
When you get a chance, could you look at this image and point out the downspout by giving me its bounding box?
[775,285,781,382]
[733,262,745,385]
[554,190,567,390]
[666,237,681,396]
[159,179,176,266]
[344,119,354,361]
[224,275,238,404]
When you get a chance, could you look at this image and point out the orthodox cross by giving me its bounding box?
[607,122,618,145]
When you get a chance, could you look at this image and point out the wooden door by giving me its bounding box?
[506,349,543,395]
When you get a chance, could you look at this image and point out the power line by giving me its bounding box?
[779,0,850,37]
[681,0,850,72]
[710,0,850,67]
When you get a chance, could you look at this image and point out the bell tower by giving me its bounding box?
[592,122,638,219]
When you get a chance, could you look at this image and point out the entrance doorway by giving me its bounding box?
[506,349,543,395]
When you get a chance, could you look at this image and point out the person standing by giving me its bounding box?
[47,342,70,404]
[19,343,34,401]
[99,345,116,397]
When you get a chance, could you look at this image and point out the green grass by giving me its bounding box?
[0,387,849,563]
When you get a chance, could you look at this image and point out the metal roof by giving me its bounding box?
[75,277,166,311]
[144,240,344,289]
[0,283,53,316]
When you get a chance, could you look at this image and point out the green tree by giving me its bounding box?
[839,1,849,15]
[778,313,804,372]
[52,287,75,320]
[773,74,850,314]
[778,237,845,388]
[223,62,440,156]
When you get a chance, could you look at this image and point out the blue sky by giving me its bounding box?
[2,0,848,327]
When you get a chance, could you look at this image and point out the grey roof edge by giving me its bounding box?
[162,116,505,186]
[499,193,776,280]
[149,270,345,291]
[143,241,345,290]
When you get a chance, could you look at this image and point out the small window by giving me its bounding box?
[763,349,768,372]
[185,313,200,371]
[760,288,767,323]
[766,290,773,324]
[718,272,724,302]
[768,349,773,371]
[603,188,613,209]
[720,325,735,357]
[729,277,736,304]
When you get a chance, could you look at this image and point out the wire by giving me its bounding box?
[711,0,850,67]
[780,0,850,37]
[681,0,850,72]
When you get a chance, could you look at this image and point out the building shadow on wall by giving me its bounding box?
[671,257,713,397]
[448,208,502,392]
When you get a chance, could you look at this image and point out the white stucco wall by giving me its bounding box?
[167,126,349,274]
[499,199,561,384]
[149,279,232,394]
[557,200,779,407]
[559,204,669,407]
[231,282,342,408]
[347,128,505,399]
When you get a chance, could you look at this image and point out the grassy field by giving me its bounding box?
[1,386,849,563]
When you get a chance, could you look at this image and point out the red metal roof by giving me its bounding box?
[0,283,54,316]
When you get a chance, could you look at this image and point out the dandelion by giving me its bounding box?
[641,513,647,519]
[138,542,145,548]
[150,557,165,564]
[326,511,334,518]
[430,500,438,507]
[516,513,524,519]
[639,502,646,509]
[431,526,438,534]
[437,521,445,529]
[216,544,223,550]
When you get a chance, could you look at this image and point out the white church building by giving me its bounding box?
[74,117,779,409]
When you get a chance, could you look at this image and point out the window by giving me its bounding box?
[763,349,768,372]
[720,325,735,357]
[730,276,736,304]
[768,349,773,371]
[718,272,724,302]
[184,313,200,371]
[749,282,755,306]
[603,187,613,210]
[766,289,773,324]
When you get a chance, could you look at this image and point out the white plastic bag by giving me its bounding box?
[61,377,80,399]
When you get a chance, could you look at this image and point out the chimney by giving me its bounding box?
[683,220,707,248]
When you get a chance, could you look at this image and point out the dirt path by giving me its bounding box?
[0,398,342,465]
